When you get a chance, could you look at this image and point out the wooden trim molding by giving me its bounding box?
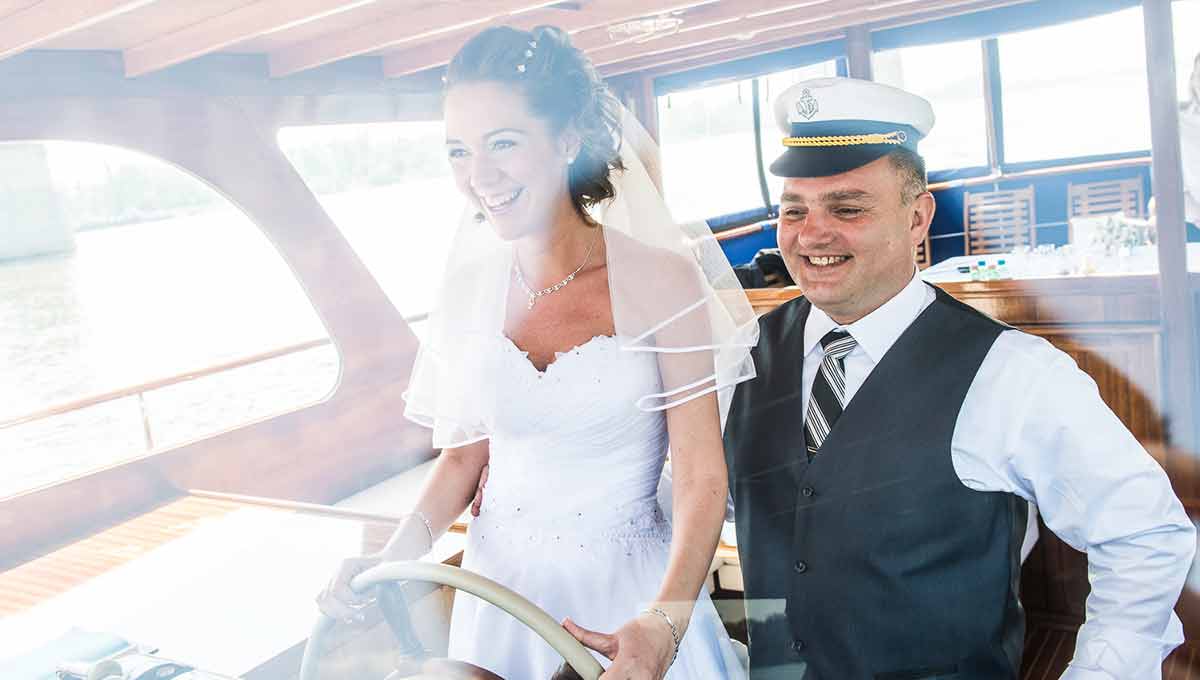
[0,0,156,61]
[123,0,382,77]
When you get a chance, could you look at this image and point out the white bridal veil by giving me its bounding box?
[403,107,759,449]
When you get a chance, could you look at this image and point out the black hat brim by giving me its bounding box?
[768,144,898,178]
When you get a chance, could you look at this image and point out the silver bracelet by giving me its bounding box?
[413,510,435,549]
[642,607,681,666]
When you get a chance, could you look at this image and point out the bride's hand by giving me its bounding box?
[315,553,383,624]
[563,614,675,680]
[470,464,489,517]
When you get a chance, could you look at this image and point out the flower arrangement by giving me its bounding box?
[1088,213,1156,254]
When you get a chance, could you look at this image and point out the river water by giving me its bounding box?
[0,179,460,498]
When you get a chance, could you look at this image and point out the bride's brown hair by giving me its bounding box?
[445,25,625,220]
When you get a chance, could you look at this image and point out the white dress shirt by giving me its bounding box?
[801,270,1196,680]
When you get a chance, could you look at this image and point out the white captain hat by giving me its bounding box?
[769,76,935,178]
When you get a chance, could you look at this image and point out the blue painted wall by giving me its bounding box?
[719,225,778,265]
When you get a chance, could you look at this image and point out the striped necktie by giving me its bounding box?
[804,330,858,459]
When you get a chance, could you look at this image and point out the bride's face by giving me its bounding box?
[444,81,576,240]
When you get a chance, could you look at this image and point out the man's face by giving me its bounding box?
[776,155,935,324]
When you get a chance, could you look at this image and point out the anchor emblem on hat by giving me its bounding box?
[795,88,819,120]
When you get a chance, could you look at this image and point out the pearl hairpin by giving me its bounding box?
[516,40,538,74]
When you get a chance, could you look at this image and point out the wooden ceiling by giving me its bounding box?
[0,0,1032,82]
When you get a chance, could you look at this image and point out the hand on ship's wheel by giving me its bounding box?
[300,561,604,680]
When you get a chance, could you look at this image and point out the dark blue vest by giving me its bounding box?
[724,286,1027,680]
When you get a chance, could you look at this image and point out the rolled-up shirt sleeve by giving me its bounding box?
[953,331,1196,680]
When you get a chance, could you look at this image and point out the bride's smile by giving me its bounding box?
[444,80,580,243]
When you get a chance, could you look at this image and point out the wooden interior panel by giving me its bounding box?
[381,0,707,78]
[0,0,1052,81]
[0,95,433,569]
[229,0,416,53]
[1020,621,1078,680]
[122,0,389,77]
[267,0,548,76]
[0,495,237,616]
[35,0,255,51]
[1028,326,1164,442]
[0,1,40,19]
[1022,621,1200,679]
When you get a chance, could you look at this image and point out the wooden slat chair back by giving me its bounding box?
[1066,178,1145,244]
[1068,178,1144,220]
[916,232,931,269]
[963,187,1037,255]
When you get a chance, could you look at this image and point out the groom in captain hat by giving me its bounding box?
[723,76,1194,679]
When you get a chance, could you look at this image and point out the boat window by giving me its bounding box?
[0,141,338,499]
[1176,0,1200,104]
[755,61,841,204]
[277,121,458,339]
[657,80,763,223]
[998,5,1151,163]
[873,39,989,172]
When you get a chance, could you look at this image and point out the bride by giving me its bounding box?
[319,24,757,679]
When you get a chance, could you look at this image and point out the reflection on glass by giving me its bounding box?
[278,122,461,324]
[999,6,1151,162]
[1173,0,1200,274]
[1175,0,1200,104]
[873,39,988,171]
[756,61,840,202]
[657,81,762,222]
[0,141,336,498]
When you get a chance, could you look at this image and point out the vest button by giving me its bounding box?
[793,560,808,574]
[801,486,815,497]
[791,639,806,654]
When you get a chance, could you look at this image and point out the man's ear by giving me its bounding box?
[910,191,936,247]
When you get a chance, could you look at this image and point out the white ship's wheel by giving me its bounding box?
[300,561,604,680]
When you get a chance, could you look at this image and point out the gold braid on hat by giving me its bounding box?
[782,130,908,147]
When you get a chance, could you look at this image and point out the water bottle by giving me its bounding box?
[972,259,987,281]
[996,259,1010,279]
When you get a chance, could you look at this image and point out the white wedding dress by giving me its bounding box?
[446,333,746,679]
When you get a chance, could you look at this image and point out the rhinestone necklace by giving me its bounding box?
[513,230,598,310]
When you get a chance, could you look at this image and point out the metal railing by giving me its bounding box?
[1,312,427,451]
[0,338,332,450]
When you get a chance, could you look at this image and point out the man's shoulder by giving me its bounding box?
[758,293,810,331]
[927,284,1013,332]
[922,282,1079,383]
[991,328,1077,371]
[727,296,806,386]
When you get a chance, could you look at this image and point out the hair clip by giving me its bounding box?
[516,40,537,74]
